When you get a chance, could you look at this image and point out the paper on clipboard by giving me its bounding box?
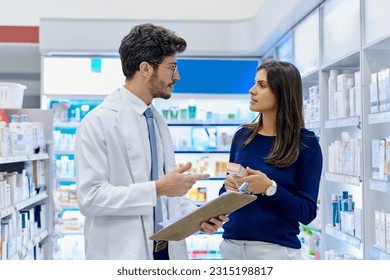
[149,191,256,241]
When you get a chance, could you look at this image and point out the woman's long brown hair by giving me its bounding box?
[243,61,305,168]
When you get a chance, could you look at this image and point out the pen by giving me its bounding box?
[238,182,251,194]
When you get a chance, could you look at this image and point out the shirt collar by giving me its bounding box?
[119,86,151,116]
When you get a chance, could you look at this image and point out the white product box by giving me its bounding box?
[378,68,390,112]
[31,122,45,153]
[379,139,386,180]
[226,163,247,177]
[372,139,380,180]
[328,70,338,120]
[0,83,26,109]
[385,212,390,253]
[0,122,10,157]
[375,210,386,251]
[354,208,362,239]
[354,71,361,87]
[370,73,379,113]
[341,211,355,236]
[336,73,354,92]
[385,138,390,181]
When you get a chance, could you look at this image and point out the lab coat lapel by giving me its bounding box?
[102,89,150,184]
[119,105,150,183]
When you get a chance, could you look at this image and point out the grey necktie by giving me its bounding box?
[144,108,163,232]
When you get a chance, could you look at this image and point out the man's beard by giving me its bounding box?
[148,74,173,100]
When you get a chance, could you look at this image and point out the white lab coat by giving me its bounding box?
[74,87,196,259]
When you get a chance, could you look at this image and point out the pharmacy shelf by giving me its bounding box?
[56,201,79,209]
[0,153,49,164]
[0,109,55,260]
[53,121,80,128]
[54,150,75,154]
[305,121,320,130]
[370,246,390,260]
[54,226,84,236]
[324,173,361,186]
[325,224,361,249]
[57,175,76,182]
[368,179,390,193]
[8,229,49,260]
[368,111,390,124]
[0,192,48,219]
[324,116,361,129]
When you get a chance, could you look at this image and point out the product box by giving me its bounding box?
[354,71,362,116]
[378,68,390,112]
[375,210,386,251]
[354,208,362,239]
[226,163,247,177]
[370,73,379,113]
[336,73,354,92]
[385,212,390,253]
[372,139,380,180]
[379,139,386,180]
[341,211,355,236]
[385,138,390,181]
[0,83,26,109]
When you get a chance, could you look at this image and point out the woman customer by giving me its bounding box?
[219,60,323,260]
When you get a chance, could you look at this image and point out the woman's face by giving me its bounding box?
[249,69,277,113]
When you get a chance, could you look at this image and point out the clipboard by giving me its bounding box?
[149,192,257,241]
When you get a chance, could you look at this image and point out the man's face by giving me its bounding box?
[148,55,179,100]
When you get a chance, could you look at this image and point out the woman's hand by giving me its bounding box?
[224,174,245,191]
[241,167,273,195]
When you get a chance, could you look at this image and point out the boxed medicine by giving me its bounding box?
[227,163,247,177]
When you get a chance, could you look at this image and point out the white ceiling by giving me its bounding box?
[0,0,266,25]
[1,0,323,55]
[38,0,323,57]
[0,0,324,98]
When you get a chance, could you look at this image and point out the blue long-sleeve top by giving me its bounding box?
[219,127,323,249]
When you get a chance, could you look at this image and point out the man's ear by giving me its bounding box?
[139,61,153,77]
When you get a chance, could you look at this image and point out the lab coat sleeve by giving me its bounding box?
[75,111,156,217]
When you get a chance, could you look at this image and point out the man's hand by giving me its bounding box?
[156,162,209,197]
[200,215,229,234]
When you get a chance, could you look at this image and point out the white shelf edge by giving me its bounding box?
[53,121,80,128]
[368,111,390,124]
[325,172,361,186]
[54,149,75,154]
[0,153,49,164]
[324,116,360,128]
[8,229,49,260]
[370,245,390,260]
[16,192,49,211]
[1,192,48,218]
[368,179,390,193]
[325,224,361,249]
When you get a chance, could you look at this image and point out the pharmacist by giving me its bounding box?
[75,23,227,260]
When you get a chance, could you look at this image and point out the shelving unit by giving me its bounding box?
[0,109,54,260]
[362,0,390,260]
[263,0,390,260]
[316,0,362,260]
[51,120,83,260]
[42,99,102,260]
